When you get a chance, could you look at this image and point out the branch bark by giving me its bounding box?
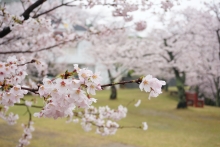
[101,78,142,89]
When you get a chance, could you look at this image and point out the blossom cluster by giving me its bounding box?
[17,121,35,147]
[161,1,174,11]
[32,65,165,135]
[34,64,102,119]
[68,105,149,135]
[0,56,27,85]
[0,56,28,106]
[0,4,24,29]
[0,106,19,125]
[0,56,166,142]
[68,105,127,136]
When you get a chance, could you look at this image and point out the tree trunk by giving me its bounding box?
[176,85,187,109]
[161,79,168,92]
[214,78,220,107]
[164,83,169,92]
[108,69,117,100]
[174,68,187,109]
[110,84,117,100]
[216,86,220,107]
[164,43,187,108]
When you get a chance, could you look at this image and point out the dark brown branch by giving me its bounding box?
[0,0,46,38]
[118,126,142,129]
[33,1,72,18]
[21,86,39,94]
[101,78,142,89]
[22,0,46,20]
[18,59,36,66]
[0,27,11,38]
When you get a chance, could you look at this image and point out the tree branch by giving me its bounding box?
[0,38,79,54]
[0,0,47,38]
[21,86,39,94]
[101,78,142,89]
[33,1,74,18]
[18,59,37,66]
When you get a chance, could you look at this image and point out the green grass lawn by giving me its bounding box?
[168,86,190,91]
[1,89,220,147]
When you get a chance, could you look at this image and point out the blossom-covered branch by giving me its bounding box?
[0,0,46,38]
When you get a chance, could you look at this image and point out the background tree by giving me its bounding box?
[181,4,220,106]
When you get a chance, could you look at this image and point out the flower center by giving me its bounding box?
[143,80,148,85]
[60,81,66,87]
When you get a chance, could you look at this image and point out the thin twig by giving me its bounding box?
[21,86,39,94]
[0,37,80,54]
[101,78,142,89]
[33,1,74,18]
[18,59,36,66]
[126,99,136,107]
[19,0,26,11]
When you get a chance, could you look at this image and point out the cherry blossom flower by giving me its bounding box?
[86,82,97,95]
[96,120,119,136]
[139,75,154,93]
[139,75,166,99]
[6,112,19,125]
[0,106,19,125]
[90,72,102,84]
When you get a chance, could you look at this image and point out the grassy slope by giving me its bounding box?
[0,89,220,147]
